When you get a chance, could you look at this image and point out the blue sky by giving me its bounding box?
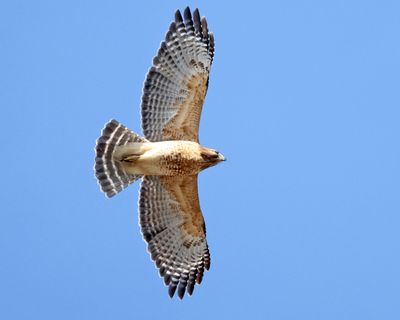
[1,0,400,319]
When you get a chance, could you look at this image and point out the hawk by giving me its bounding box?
[94,7,224,299]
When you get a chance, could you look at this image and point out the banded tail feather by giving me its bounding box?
[94,119,147,198]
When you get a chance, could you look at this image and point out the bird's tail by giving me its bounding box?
[94,119,147,198]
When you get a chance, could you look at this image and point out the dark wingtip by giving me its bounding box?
[177,285,186,299]
[168,285,177,298]
[169,21,176,33]
[196,273,204,284]
[187,284,194,296]
[175,9,183,23]
[201,16,209,37]
[193,8,201,30]
[183,6,192,21]
[164,274,171,286]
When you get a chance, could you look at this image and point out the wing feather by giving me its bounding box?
[141,7,214,142]
[138,175,210,299]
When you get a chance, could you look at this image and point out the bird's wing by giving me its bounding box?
[141,7,214,143]
[139,175,210,299]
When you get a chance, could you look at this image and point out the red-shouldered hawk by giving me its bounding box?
[94,7,224,299]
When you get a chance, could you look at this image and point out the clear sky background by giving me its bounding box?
[1,1,400,319]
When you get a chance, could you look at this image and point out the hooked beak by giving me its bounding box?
[218,152,226,161]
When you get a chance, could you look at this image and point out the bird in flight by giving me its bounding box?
[94,7,224,299]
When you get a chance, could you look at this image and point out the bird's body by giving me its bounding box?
[114,140,224,176]
[94,7,223,299]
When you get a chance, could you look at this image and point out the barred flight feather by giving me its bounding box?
[141,7,215,142]
[139,175,210,299]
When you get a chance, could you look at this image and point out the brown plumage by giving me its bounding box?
[94,7,224,299]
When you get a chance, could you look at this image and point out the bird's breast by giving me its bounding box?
[138,141,202,176]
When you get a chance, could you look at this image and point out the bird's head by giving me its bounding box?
[200,147,226,169]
